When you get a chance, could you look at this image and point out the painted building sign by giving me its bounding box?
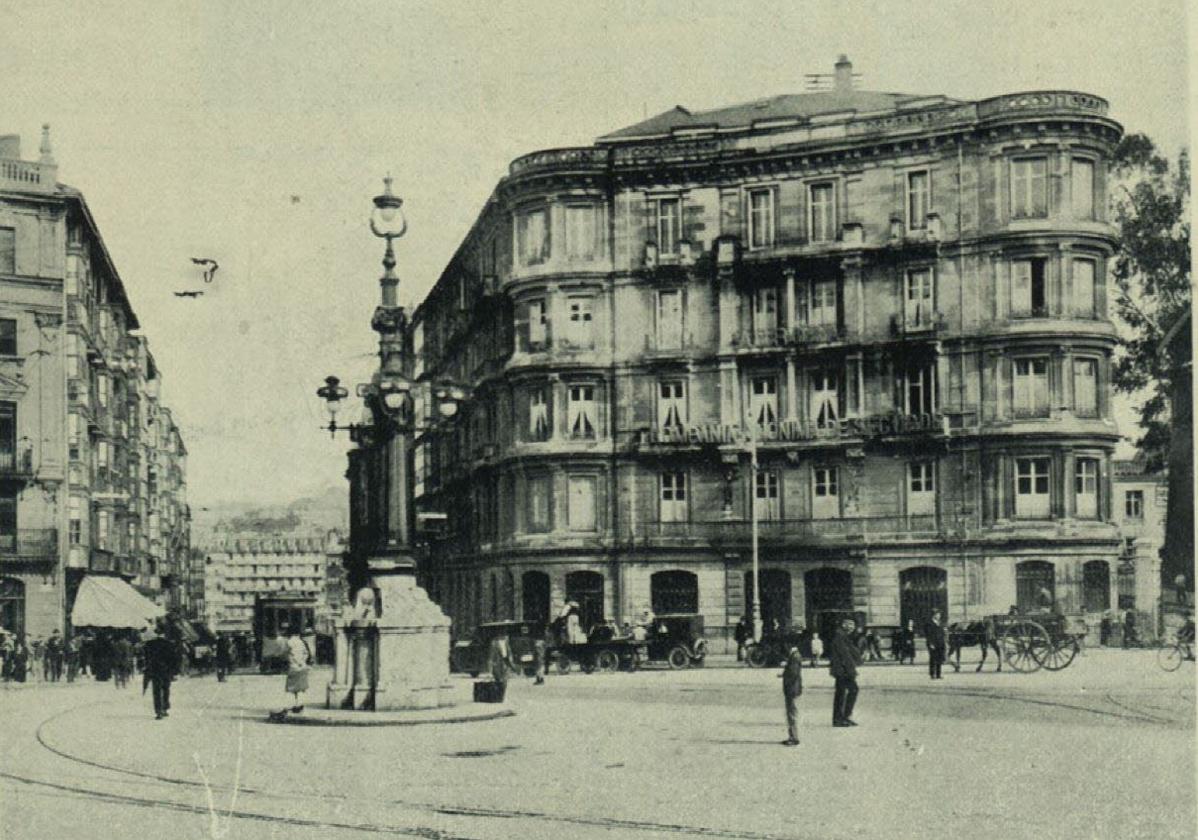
[648,413,946,445]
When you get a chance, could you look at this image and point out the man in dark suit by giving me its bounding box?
[779,645,803,745]
[925,610,947,680]
[143,621,179,720]
[829,618,862,727]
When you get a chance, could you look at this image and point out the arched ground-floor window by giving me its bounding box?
[651,569,699,614]
[899,566,948,629]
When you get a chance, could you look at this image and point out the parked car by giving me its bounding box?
[642,613,707,668]
[450,620,547,677]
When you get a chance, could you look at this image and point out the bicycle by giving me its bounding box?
[1156,637,1195,672]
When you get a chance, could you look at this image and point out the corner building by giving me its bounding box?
[411,60,1124,650]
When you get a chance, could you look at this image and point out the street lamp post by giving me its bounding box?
[311,177,466,712]
[748,431,763,644]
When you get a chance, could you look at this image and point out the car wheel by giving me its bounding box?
[667,646,690,669]
[553,653,572,675]
[596,650,620,673]
[745,644,767,668]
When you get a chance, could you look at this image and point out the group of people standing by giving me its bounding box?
[780,617,863,746]
[0,628,109,683]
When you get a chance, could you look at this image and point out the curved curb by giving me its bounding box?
[268,707,517,727]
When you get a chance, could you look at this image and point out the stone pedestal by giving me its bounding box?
[326,570,454,712]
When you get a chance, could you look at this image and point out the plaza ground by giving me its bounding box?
[0,648,1192,840]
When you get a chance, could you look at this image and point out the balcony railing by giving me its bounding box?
[628,515,945,542]
[0,528,58,561]
[0,158,56,194]
[0,448,33,476]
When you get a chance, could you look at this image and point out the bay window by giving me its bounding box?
[907,170,930,229]
[809,183,836,242]
[1013,358,1050,418]
[754,470,780,520]
[1071,158,1095,219]
[810,369,840,429]
[517,208,549,265]
[658,381,686,433]
[1011,157,1048,219]
[564,204,598,261]
[1075,458,1099,519]
[1015,457,1051,518]
[660,472,688,523]
[748,188,775,249]
[812,466,840,519]
[564,296,593,348]
[1073,358,1098,417]
[749,376,778,430]
[567,384,597,439]
[908,462,936,516]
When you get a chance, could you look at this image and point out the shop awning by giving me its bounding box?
[71,575,165,629]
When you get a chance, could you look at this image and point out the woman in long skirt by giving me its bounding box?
[282,624,311,713]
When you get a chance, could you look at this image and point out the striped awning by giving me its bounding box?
[71,575,165,629]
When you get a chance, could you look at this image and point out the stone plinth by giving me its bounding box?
[326,571,454,712]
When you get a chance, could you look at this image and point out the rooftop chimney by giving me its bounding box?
[834,55,853,93]
[38,124,55,165]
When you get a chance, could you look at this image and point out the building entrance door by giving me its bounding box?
[745,570,792,630]
[899,566,948,629]
[804,568,853,639]
[565,571,604,632]
[522,571,550,624]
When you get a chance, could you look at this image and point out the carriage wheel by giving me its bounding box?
[1157,643,1184,672]
[745,644,767,668]
[667,646,690,669]
[1000,620,1048,673]
[553,652,572,675]
[1036,636,1079,671]
[596,650,620,673]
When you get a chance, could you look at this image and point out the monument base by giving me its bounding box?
[325,567,455,712]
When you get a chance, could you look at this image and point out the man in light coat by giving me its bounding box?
[779,645,803,746]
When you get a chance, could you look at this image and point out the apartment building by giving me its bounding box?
[409,59,1125,648]
[0,126,189,639]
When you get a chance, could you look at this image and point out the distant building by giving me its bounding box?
[409,58,1126,647]
[0,127,189,641]
[201,531,345,634]
[1112,458,1166,631]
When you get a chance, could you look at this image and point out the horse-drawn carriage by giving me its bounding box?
[949,611,1082,673]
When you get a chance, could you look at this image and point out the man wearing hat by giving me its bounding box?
[779,644,803,746]
[143,620,179,720]
[828,617,863,727]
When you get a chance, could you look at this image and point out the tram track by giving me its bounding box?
[10,697,822,840]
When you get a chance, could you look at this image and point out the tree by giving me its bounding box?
[1109,133,1191,470]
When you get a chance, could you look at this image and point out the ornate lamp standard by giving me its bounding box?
[314,177,466,711]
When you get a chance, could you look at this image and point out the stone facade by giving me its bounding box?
[0,128,189,641]
[410,62,1125,649]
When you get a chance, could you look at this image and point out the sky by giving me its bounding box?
[0,0,1191,507]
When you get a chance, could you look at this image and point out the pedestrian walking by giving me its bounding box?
[282,624,312,713]
[10,634,29,682]
[1122,610,1138,648]
[894,620,916,664]
[925,610,947,680]
[829,618,862,727]
[65,634,81,682]
[532,632,547,685]
[1099,614,1112,647]
[142,622,178,720]
[734,615,750,662]
[779,645,803,746]
[113,635,134,688]
[215,633,232,682]
[44,630,63,682]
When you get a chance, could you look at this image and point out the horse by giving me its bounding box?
[947,618,1002,672]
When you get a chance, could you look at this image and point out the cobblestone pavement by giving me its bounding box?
[0,648,1192,839]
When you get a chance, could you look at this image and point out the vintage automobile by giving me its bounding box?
[449,620,547,677]
[551,613,707,673]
